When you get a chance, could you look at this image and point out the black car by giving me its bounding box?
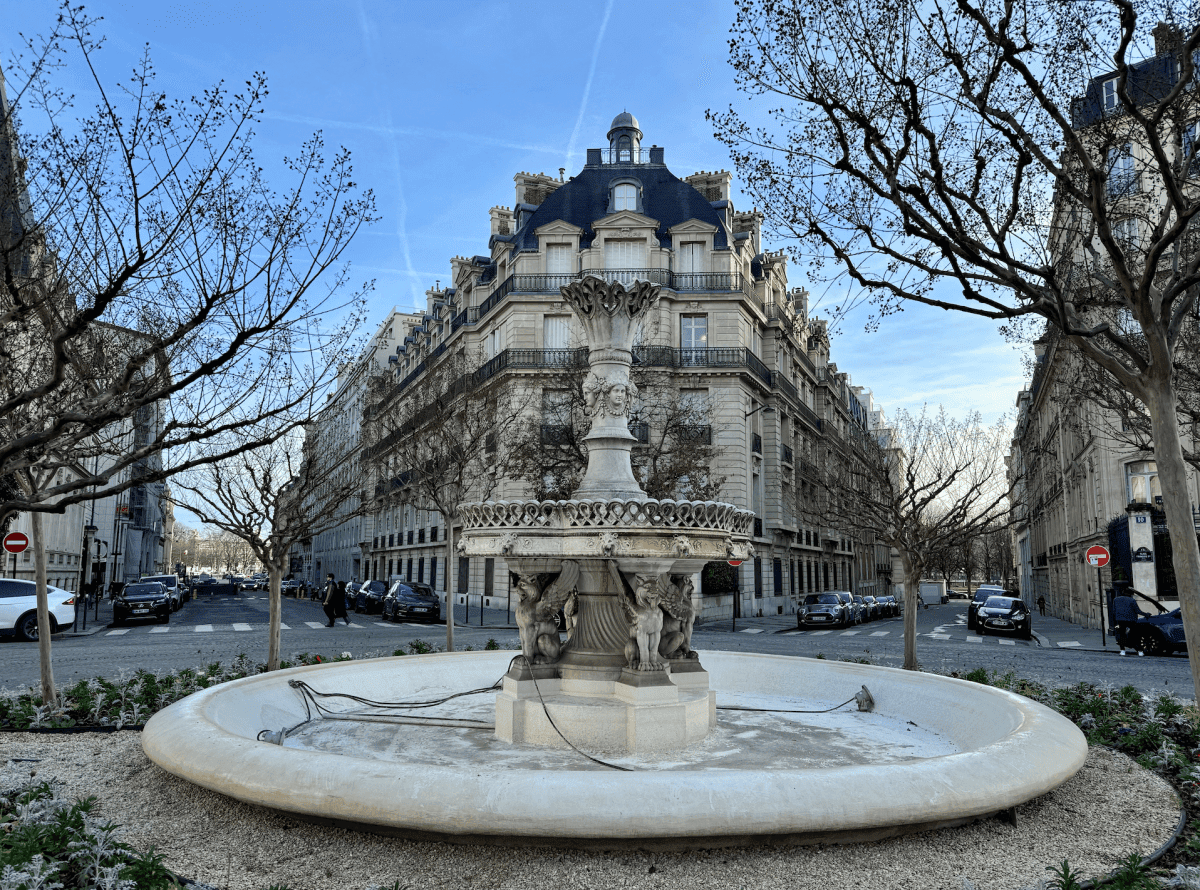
[967,585,1005,630]
[382,582,441,623]
[353,580,388,614]
[860,595,881,621]
[798,592,848,628]
[976,596,1033,639]
[113,582,172,625]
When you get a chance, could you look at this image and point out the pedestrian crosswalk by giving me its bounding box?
[103,620,434,636]
[779,627,1033,645]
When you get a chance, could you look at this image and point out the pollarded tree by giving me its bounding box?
[712,1,1200,690]
[807,407,1014,669]
[365,349,525,651]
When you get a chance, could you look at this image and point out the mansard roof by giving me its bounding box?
[511,162,730,253]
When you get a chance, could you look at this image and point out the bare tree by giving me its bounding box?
[172,426,369,670]
[809,407,1014,669]
[712,0,1200,691]
[365,350,524,651]
[1,8,374,704]
[509,353,726,501]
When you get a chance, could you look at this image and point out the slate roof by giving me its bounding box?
[1072,52,1190,128]
[511,161,729,253]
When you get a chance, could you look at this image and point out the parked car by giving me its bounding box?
[1110,591,1187,657]
[112,581,172,626]
[141,574,183,611]
[280,579,301,596]
[860,595,881,621]
[0,578,77,641]
[976,595,1033,639]
[967,585,1006,630]
[382,582,442,623]
[948,588,969,600]
[878,594,899,617]
[798,592,849,628]
[832,591,861,625]
[353,580,389,614]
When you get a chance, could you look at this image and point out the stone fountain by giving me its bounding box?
[140,276,1089,848]
[457,275,753,754]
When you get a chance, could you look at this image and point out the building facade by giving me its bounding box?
[1009,26,1200,625]
[316,114,889,619]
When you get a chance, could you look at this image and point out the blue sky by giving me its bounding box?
[7,0,1027,425]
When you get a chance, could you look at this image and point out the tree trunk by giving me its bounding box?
[900,551,921,671]
[31,511,57,706]
[444,516,455,652]
[267,561,283,671]
[1144,380,1200,701]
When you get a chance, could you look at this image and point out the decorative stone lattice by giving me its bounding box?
[459,498,754,535]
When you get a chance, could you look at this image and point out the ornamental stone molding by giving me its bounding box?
[459,498,754,535]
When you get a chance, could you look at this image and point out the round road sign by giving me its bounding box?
[727,560,743,567]
[1085,545,1110,568]
[3,532,30,554]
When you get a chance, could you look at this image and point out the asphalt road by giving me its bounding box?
[1,595,1193,701]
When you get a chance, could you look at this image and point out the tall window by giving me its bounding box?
[614,183,637,210]
[680,315,708,364]
[546,243,573,275]
[1107,144,1137,197]
[485,325,505,360]
[1112,217,1139,251]
[617,136,632,163]
[677,242,705,274]
[543,316,571,350]
[1184,122,1199,177]
[1103,76,1120,112]
[1126,461,1161,504]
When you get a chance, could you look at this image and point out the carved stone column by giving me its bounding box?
[558,276,660,501]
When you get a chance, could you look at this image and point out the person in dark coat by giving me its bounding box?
[335,580,350,624]
[322,574,340,627]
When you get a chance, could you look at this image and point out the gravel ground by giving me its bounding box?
[1,733,1182,890]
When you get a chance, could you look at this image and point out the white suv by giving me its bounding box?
[0,579,76,641]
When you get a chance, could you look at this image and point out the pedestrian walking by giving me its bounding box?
[322,574,340,627]
[1037,594,1046,617]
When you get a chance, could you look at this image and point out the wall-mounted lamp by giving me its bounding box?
[744,405,776,419]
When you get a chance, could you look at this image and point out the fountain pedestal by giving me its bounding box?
[460,276,753,755]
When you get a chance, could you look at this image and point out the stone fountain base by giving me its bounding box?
[496,662,714,754]
[141,651,1089,847]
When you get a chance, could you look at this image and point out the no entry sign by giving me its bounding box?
[1085,545,1110,568]
[3,532,29,554]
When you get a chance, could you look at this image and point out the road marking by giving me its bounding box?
[870,631,889,637]
[740,628,764,634]
[232,623,252,632]
[106,628,129,636]
[929,633,951,639]
[966,636,982,643]
[280,623,290,630]
[305,621,327,629]
[149,627,169,634]
[1058,641,1082,648]
[810,630,832,636]
[841,630,860,636]
[194,624,214,633]
[999,639,1015,646]
[782,631,803,636]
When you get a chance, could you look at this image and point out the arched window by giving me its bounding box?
[614,183,637,211]
[617,135,632,162]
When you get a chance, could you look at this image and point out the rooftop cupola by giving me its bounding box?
[607,111,642,163]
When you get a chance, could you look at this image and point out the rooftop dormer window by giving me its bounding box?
[615,183,637,211]
[1103,76,1120,112]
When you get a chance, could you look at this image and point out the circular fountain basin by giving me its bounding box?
[142,651,1086,848]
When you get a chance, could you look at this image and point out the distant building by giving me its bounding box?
[310,114,889,619]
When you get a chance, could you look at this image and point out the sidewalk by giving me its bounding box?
[1026,609,1127,654]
